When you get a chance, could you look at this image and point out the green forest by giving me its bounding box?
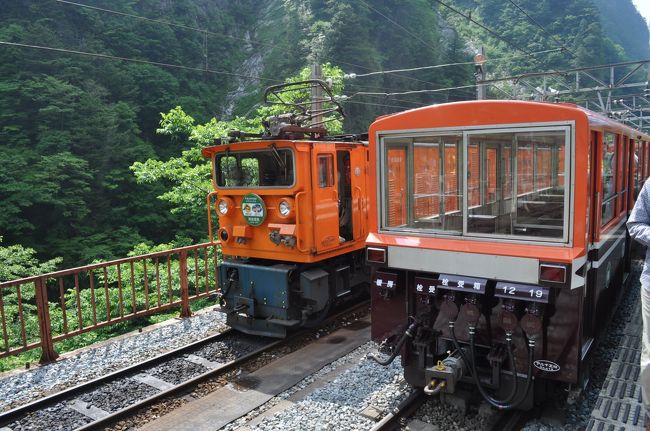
[0,0,648,275]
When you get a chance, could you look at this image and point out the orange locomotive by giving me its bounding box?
[202,80,369,337]
[365,100,650,409]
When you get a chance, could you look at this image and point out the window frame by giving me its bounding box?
[600,132,618,227]
[213,148,296,189]
[377,122,574,246]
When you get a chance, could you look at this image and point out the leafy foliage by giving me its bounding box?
[132,64,345,221]
[0,0,646,267]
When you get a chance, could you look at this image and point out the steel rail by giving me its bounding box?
[0,300,370,430]
[370,389,425,431]
[78,299,371,431]
[0,326,239,424]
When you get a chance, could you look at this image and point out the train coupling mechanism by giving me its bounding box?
[424,353,466,395]
[367,320,420,366]
[269,230,296,248]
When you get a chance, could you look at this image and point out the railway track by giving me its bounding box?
[369,389,531,431]
[0,300,369,431]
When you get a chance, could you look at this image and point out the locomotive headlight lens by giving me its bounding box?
[218,199,229,215]
[279,200,291,217]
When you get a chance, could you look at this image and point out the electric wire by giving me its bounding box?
[344,94,430,107]
[55,0,450,90]
[507,0,578,59]
[0,41,282,83]
[357,0,440,55]
[341,99,420,111]
[431,0,536,58]
[349,48,563,79]
[431,0,575,96]
[54,0,498,101]
[347,83,478,98]
[55,0,275,49]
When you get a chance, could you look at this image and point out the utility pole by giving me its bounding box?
[311,63,323,125]
[474,47,487,100]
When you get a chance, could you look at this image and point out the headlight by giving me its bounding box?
[279,200,291,216]
[218,199,229,215]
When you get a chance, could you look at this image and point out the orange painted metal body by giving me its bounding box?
[367,101,588,262]
[202,140,369,262]
[367,100,649,264]
[365,100,650,403]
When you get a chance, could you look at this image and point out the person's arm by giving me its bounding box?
[628,180,650,247]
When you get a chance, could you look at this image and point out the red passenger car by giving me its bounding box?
[366,100,650,408]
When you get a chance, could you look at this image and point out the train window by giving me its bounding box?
[215,148,294,188]
[380,127,568,242]
[643,141,650,182]
[466,129,566,240]
[619,137,628,215]
[409,135,463,232]
[601,133,617,226]
[317,154,334,188]
[385,146,408,227]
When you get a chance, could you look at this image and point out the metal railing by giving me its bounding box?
[0,242,220,363]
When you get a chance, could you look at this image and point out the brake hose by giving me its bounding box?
[368,321,420,366]
[449,322,521,407]
[469,327,535,410]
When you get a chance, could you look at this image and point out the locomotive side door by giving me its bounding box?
[312,144,341,252]
[348,146,367,241]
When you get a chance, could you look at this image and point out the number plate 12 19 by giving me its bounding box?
[494,282,551,304]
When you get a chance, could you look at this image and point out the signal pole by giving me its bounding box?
[311,63,323,125]
[474,47,487,100]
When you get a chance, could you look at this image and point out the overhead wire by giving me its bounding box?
[51,0,595,110]
[507,0,578,59]
[431,0,536,58]
[430,0,576,96]
[0,41,282,83]
[356,0,440,55]
[55,0,275,49]
[347,83,478,98]
[55,0,452,91]
[341,99,419,111]
[345,48,563,80]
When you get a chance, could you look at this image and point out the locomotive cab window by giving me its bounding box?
[318,154,334,188]
[379,125,570,243]
[215,148,294,188]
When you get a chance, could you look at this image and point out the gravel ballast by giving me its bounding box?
[0,307,227,412]
[222,342,410,431]
[78,378,159,413]
[5,404,92,431]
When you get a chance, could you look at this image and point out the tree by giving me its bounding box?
[131,64,345,238]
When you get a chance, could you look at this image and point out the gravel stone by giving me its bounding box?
[147,357,208,385]
[78,377,159,413]
[5,404,92,430]
[221,342,410,431]
[0,308,226,412]
[192,333,271,363]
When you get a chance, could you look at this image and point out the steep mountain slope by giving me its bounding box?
[0,0,647,265]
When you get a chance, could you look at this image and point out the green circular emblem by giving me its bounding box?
[241,193,266,226]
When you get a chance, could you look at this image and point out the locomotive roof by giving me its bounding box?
[201,138,368,158]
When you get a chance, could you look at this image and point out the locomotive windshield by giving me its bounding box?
[380,125,570,243]
[215,148,294,188]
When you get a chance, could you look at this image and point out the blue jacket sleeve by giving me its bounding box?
[628,178,650,247]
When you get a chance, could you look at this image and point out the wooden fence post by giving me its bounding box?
[179,250,191,318]
[35,278,58,364]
